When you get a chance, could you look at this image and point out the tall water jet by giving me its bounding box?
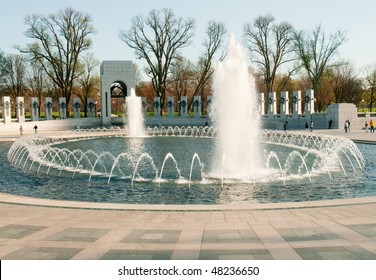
[126,88,145,137]
[211,35,262,179]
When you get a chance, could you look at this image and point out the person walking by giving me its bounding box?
[370,119,375,133]
[33,125,38,133]
[365,121,369,133]
[344,120,349,133]
[305,121,309,130]
[283,120,288,131]
[310,121,314,131]
[328,119,333,129]
[19,125,23,136]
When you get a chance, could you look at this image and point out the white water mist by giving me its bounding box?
[126,88,145,137]
[211,35,261,179]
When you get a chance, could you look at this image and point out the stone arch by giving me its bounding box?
[100,60,136,125]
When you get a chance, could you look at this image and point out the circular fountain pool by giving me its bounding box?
[3,127,374,205]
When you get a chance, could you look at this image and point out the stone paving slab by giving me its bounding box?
[1,194,376,260]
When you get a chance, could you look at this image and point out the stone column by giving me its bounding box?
[180,96,188,117]
[30,97,39,121]
[267,92,276,119]
[16,97,25,123]
[305,89,315,115]
[72,98,81,118]
[44,97,53,120]
[59,97,67,119]
[280,91,289,119]
[87,98,95,117]
[292,90,302,117]
[141,97,147,117]
[153,97,161,117]
[258,92,265,115]
[167,96,175,117]
[193,96,201,118]
[2,96,11,124]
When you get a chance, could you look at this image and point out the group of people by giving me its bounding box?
[305,120,314,131]
[364,119,375,133]
[19,125,38,136]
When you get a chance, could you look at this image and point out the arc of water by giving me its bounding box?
[188,153,204,189]
[266,151,286,187]
[46,148,73,175]
[159,152,182,186]
[338,149,357,174]
[286,150,312,183]
[58,149,82,175]
[131,152,158,187]
[107,152,134,184]
[88,151,116,182]
[71,150,98,178]
[304,150,332,181]
[334,153,347,178]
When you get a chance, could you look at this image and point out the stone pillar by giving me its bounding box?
[167,96,175,117]
[101,91,111,125]
[206,96,213,117]
[72,98,81,118]
[267,92,276,118]
[44,97,53,120]
[180,96,188,117]
[292,90,302,117]
[86,98,95,117]
[30,97,39,121]
[59,97,67,119]
[193,96,201,118]
[258,92,265,115]
[153,97,161,117]
[2,96,11,124]
[141,97,147,117]
[280,91,289,119]
[16,97,25,123]
[305,89,315,115]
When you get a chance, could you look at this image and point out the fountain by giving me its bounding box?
[125,88,145,137]
[210,35,262,180]
[3,37,371,205]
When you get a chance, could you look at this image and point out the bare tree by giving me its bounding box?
[28,59,51,116]
[243,14,297,94]
[119,8,195,114]
[77,52,100,116]
[3,53,28,98]
[0,50,8,87]
[18,7,95,114]
[191,21,226,102]
[361,64,376,111]
[294,24,347,94]
[169,56,195,113]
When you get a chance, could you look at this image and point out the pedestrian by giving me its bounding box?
[305,121,309,130]
[370,119,375,133]
[347,120,351,132]
[365,121,369,133]
[283,120,288,131]
[33,125,38,133]
[19,125,23,136]
[310,121,314,131]
[344,120,349,133]
[328,119,332,129]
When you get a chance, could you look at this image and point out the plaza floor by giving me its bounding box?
[1,129,376,260]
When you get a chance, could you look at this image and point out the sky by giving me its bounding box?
[1,0,376,74]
